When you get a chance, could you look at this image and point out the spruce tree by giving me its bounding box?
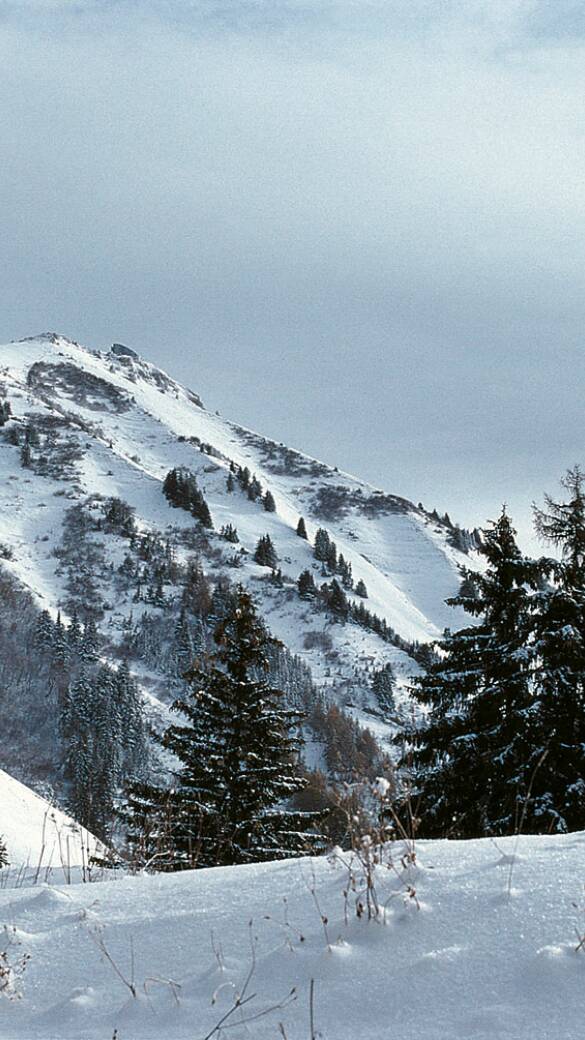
[326,579,349,622]
[263,490,276,513]
[133,589,317,868]
[355,578,368,599]
[0,834,7,868]
[254,534,278,568]
[314,528,331,562]
[247,476,263,501]
[298,569,317,599]
[296,517,308,540]
[372,663,396,714]
[528,466,585,831]
[220,523,239,543]
[402,510,538,838]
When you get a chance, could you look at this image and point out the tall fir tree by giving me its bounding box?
[402,510,539,838]
[296,516,308,540]
[125,590,318,868]
[528,466,585,831]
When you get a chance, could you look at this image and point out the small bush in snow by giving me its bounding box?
[0,926,30,1000]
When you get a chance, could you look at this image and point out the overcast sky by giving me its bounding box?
[1,1,584,549]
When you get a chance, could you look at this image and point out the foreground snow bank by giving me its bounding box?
[0,769,100,879]
[0,833,584,1039]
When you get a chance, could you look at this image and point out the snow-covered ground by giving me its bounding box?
[0,769,101,883]
[0,832,583,1038]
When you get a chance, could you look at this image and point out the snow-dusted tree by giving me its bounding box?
[296,516,308,540]
[263,490,276,513]
[62,663,147,837]
[254,534,278,568]
[0,835,7,868]
[80,617,100,662]
[528,466,585,831]
[371,663,396,715]
[323,579,349,622]
[314,528,331,562]
[247,475,263,502]
[298,569,317,600]
[162,468,213,529]
[402,510,539,838]
[154,589,316,868]
[338,554,353,589]
[220,523,239,543]
[355,578,368,599]
[0,399,12,426]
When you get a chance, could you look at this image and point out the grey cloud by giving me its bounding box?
[1,0,584,549]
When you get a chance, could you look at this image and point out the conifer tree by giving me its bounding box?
[248,476,263,501]
[254,534,278,568]
[402,510,539,838]
[296,517,308,540]
[226,472,235,493]
[314,528,331,562]
[220,523,239,543]
[263,490,276,512]
[0,835,7,868]
[298,569,317,599]
[355,578,368,598]
[20,440,32,468]
[325,579,349,622]
[372,663,396,714]
[127,589,318,868]
[528,466,585,831]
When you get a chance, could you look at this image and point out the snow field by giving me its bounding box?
[0,832,584,1038]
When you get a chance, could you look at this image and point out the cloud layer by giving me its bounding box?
[1,1,584,544]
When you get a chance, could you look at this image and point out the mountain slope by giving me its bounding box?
[0,768,100,875]
[0,332,479,779]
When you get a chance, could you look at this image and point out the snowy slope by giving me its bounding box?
[0,333,476,703]
[0,833,584,1038]
[0,769,101,877]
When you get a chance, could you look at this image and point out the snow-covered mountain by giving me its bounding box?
[0,331,479,787]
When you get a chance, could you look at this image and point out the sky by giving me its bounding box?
[1,0,584,550]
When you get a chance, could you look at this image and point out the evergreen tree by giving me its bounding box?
[248,476,263,501]
[220,523,239,543]
[237,466,251,490]
[314,528,331,562]
[0,834,7,868]
[20,440,32,468]
[338,554,353,589]
[162,468,213,529]
[372,663,396,714]
[355,578,368,598]
[325,541,338,572]
[127,589,318,868]
[0,400,12,427]
[402,510,539,838]
[263,490,276,513]
[527,466,585,831]
[326,579,349,622]
[80,617,100,662]
[34,609,55,652]
[254,534,278,568]
[226,472,235,493]
[298,569,317,600]
[296,517,308,540]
